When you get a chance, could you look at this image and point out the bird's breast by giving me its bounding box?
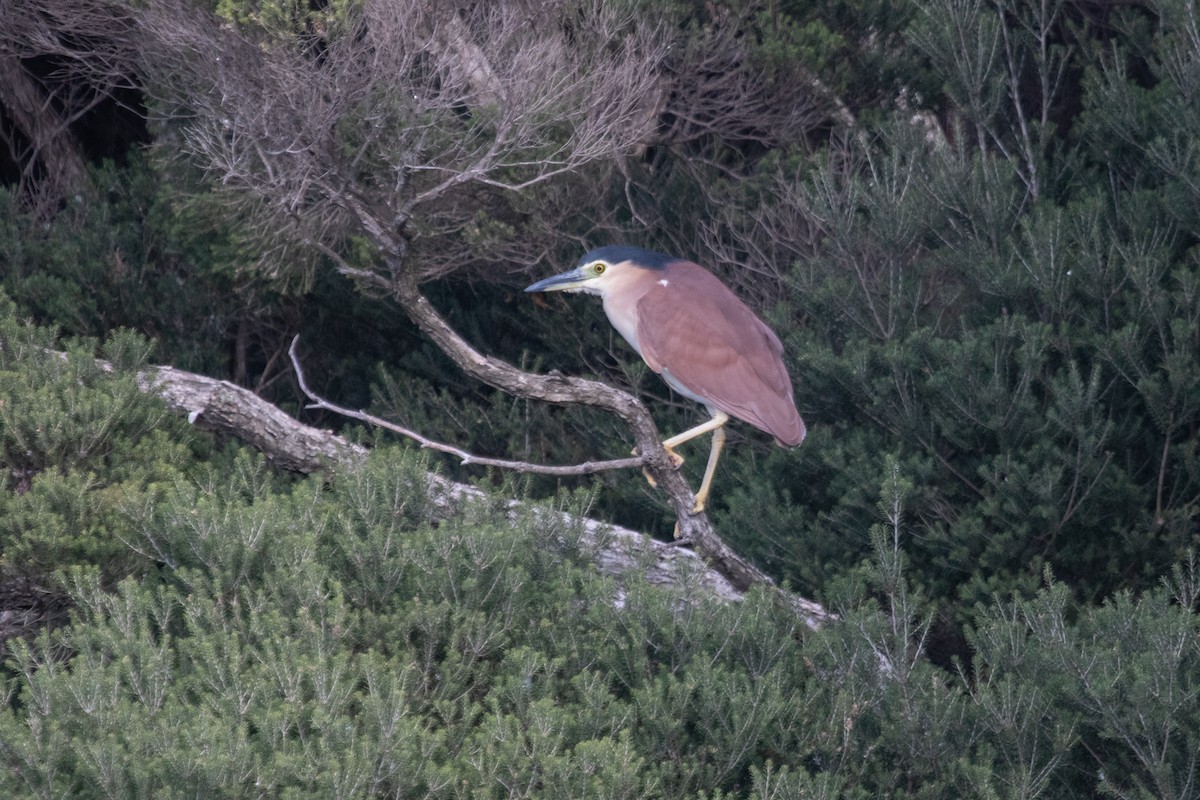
[602,294,644,357]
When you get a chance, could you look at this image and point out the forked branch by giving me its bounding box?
[288,335,646,477]
[386,269,829,625]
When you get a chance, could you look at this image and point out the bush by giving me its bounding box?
[0,297,198,583]
[4,442,1199,798]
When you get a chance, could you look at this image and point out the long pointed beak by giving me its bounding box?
[524,267,590,294]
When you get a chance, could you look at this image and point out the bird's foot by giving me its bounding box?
[631,444,684,468]
[632,444,684,487]
[669,521,694,545]
[632,446,659,487]
[663,445,684,469]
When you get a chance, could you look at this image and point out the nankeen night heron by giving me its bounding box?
[525,245,806,514]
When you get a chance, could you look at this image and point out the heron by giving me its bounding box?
[525,245,805,514]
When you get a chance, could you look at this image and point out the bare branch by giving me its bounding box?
[138,364,367,474]
[125,0,668,283]
[101,349,830,621]
[384,266,821,611]
[0,0,141,216]
[146,374,743,606]
[288,335,646,476]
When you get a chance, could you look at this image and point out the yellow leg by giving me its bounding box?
[662,412,729,514]
[691,423,726,513]
[636,412,730,507]
[634,412,725,485]
[662,411,729,451]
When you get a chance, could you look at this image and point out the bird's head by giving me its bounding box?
[524,245,672,298]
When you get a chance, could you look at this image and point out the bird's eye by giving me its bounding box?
[592,262,606,275]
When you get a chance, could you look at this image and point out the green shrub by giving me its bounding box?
[0,299,197,581]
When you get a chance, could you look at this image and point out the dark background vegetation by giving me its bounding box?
[1,0,1199,797]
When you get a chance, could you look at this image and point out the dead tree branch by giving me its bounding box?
[385,268,827,619]
[123,354,830,626]
[139,364,366,474]
[288,335,646,477]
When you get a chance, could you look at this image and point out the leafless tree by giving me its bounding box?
[125,0,665,285]
[0,0,139,217]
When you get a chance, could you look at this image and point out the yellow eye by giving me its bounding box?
[592,262,607,275]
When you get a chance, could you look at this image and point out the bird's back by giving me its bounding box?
[633,261,806,446]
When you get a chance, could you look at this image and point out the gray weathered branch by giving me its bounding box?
[288,336,647,477]
[134,356,831,629]
[392,275,757,573]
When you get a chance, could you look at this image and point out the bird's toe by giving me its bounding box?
[664,446,684,469]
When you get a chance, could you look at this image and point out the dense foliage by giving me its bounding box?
[2,314,1199,797]
[2,0,1200,796]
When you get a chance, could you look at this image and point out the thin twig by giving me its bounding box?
[288,335,648,476]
